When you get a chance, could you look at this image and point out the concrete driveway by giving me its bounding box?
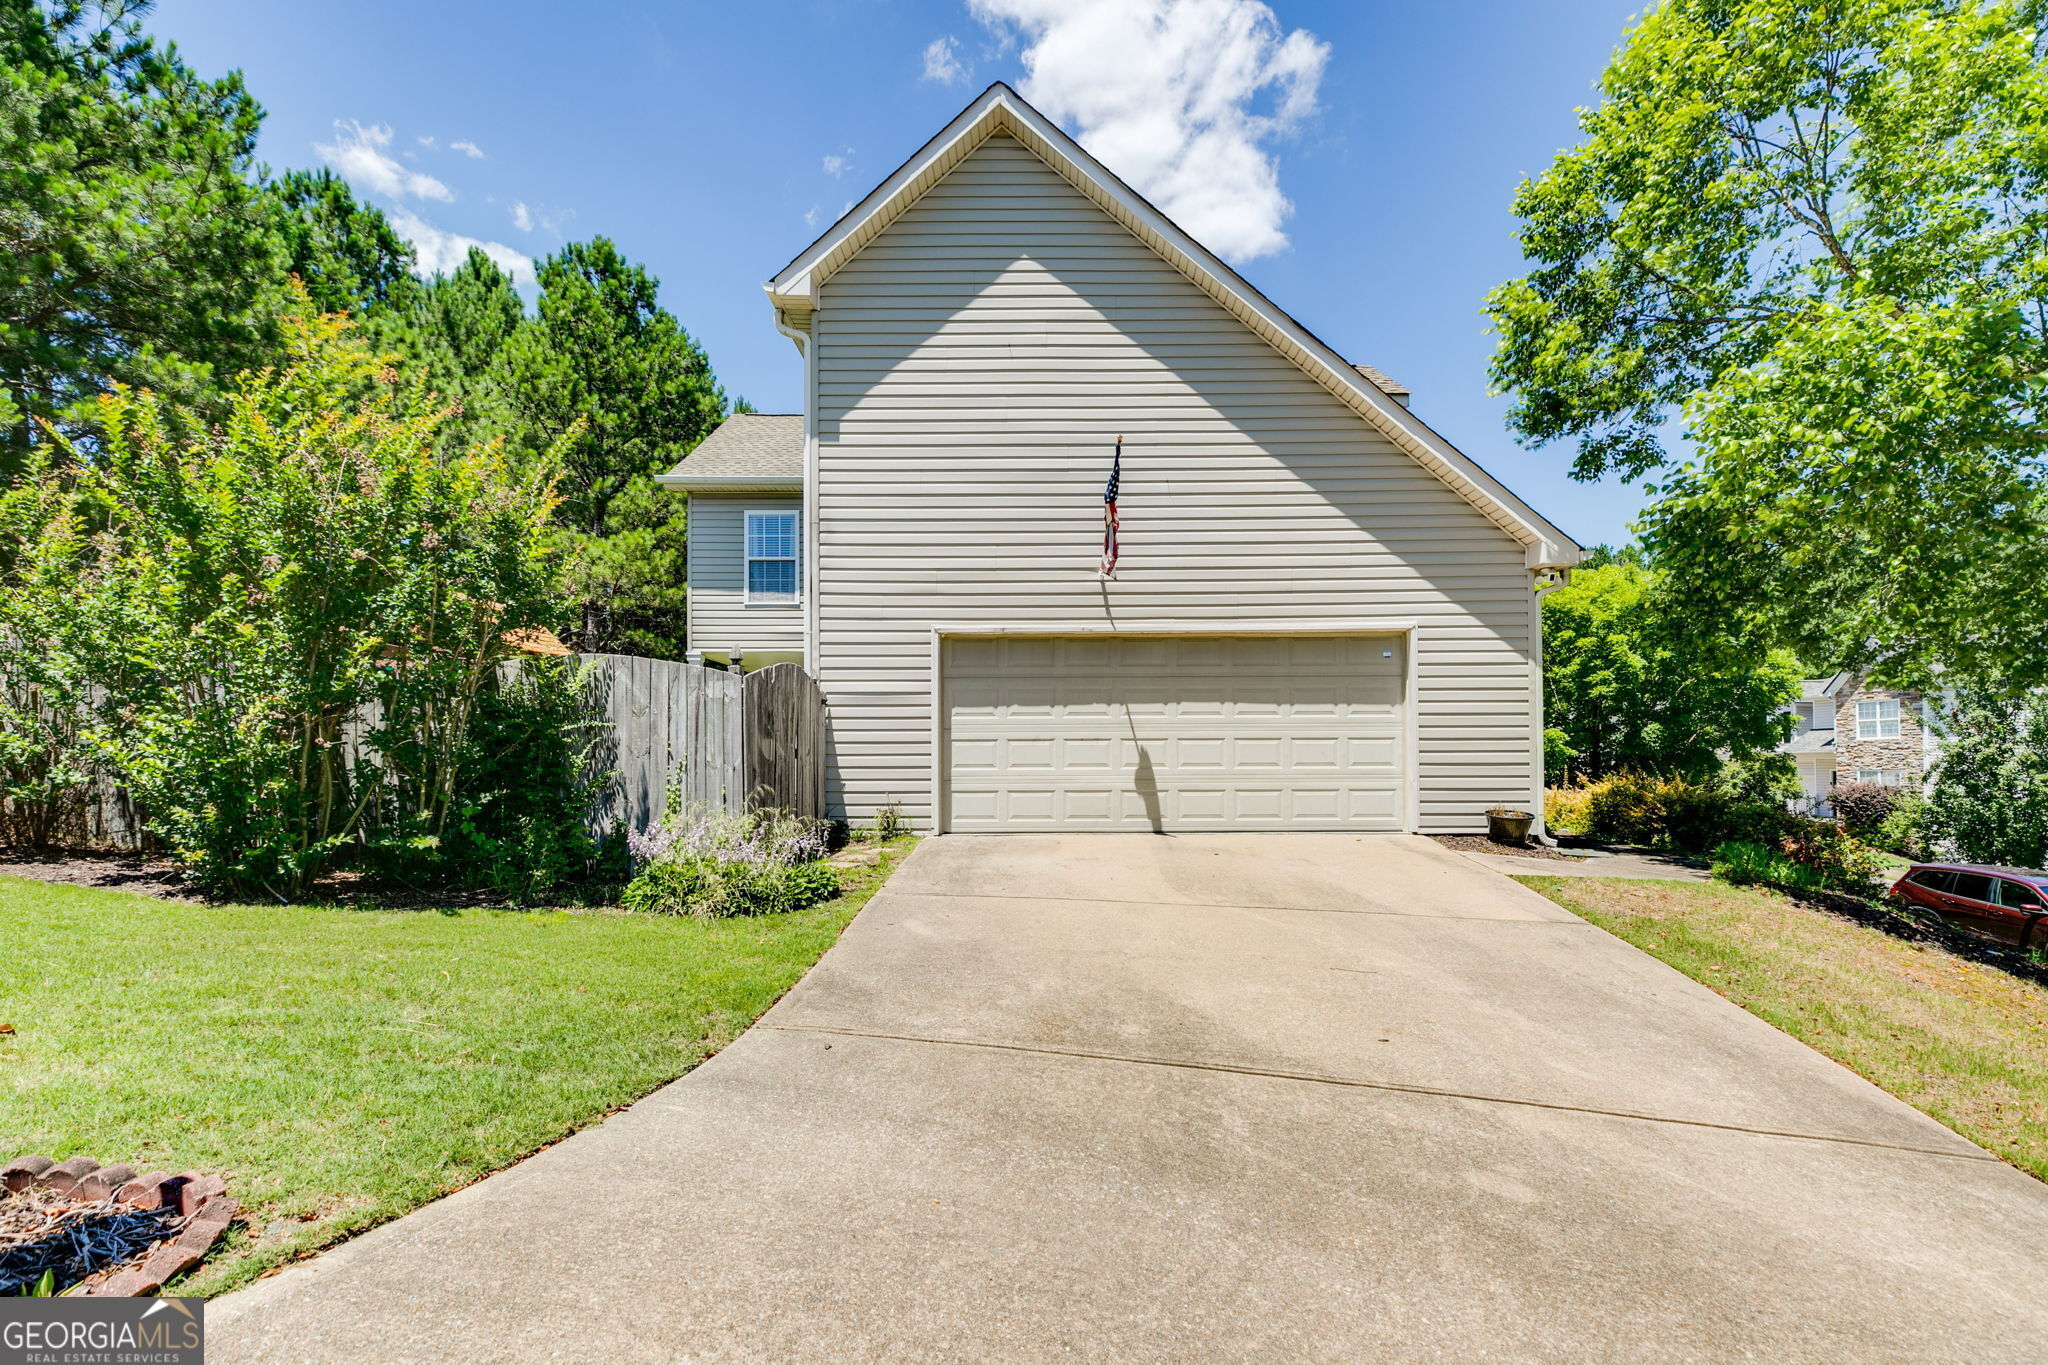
[213,834,2048,1362]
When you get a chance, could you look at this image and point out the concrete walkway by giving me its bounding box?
[213,834,2048,1362]
[1450,846,1712,881]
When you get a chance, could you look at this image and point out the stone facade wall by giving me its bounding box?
[1834,686,1926,782]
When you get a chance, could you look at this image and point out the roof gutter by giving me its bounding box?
[652,474,805,491]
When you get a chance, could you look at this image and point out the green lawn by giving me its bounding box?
[1521,874,2048,1182]
[0,840,914,1296]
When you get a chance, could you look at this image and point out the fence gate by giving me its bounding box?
[741,664,826,818]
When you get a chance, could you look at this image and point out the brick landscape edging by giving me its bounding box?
[0,1153,237,1296]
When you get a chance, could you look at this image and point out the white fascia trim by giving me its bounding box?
[768,83,1582,571]
[655,475,804,491]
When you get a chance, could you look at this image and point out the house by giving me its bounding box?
[659,83,1582,834]
[667,413,805,671]
[1778,673,1941,812]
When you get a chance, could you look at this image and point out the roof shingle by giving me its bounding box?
[660,414,803,483]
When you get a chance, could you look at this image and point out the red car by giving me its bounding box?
[1893,862,2048,947]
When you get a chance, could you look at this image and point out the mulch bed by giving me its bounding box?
[0,850,195,901]
[0,849,524,910]
[1429,834,1588,863]
[1770,882,2048,991]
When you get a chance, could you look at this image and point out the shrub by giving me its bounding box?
[1545,785,1594,836]
[0,298,568,897]
[622,856,837,918]
[1556,772,1793,854]
[1875,792,1932,861]
[1582,774,1671,845]
[1711,840,1825,892]
[623,807,837,918]
[372,658,615,904]
[1779,820,1889,893]
[1829,781,1901,841]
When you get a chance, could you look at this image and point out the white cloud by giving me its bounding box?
[416,134,436,147]
[510,200,534,232]
[822,149,852,177]
[388,208,533,284]
[449,138,484,158]
[922,34,969,84]
[804,204,825,230]
[969,0,1327,261]
[316,120,453,202]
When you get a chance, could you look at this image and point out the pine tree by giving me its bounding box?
[496,239,730,657]
[266,167,420,317]
[0,0,278,478]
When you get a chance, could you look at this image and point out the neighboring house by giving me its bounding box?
[1778,672,1941,813]
[659,83,1582,834]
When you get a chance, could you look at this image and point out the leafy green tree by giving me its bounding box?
[1543,561,1802,783]
[266,167,419,317]
[1923,683,2048,867]
[1488,0,2048,688]
[0,296,568,896]
[0,0,278,478]
[497,238,731,656]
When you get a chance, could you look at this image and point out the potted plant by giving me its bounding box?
[1486,806,1535,846]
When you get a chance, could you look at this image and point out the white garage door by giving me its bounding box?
[941,634,1406,832]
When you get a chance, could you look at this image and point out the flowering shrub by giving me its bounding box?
[623,808,836,917]
[0,297,568,897]
[1829,781,1901,841]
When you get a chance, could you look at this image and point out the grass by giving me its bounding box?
[1520,874,2048,1181]
[0,837,916,1296]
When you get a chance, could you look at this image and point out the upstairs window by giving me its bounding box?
[744,510,800,605]
[1856,698,1900,740]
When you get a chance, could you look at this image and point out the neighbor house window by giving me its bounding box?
[744,510,800,605]
[1856,769,1905,786]
[1856,698,1901,739]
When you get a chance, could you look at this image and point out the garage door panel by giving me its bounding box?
[944,634,1407,832]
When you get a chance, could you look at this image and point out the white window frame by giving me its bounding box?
[742,508,801,607]
[1856,698,1901,740]
[1856,769,1905,787]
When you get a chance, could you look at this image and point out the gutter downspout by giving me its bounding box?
[1529,567,1571,847]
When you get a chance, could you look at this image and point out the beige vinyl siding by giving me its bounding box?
[686,493,803,659]
[811,132,1534,832]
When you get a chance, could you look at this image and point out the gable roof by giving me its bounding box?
[655,413,804,489]
[767,82,1581,570]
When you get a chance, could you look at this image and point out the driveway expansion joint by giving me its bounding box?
[767,1022,2002,1165]
[882,888,1592,925]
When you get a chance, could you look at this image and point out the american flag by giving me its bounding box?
[1101,436,1122,579]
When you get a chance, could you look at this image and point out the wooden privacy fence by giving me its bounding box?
[4,655,827,851]
[583,655,827,839]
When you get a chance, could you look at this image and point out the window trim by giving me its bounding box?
[742,507,801,607]
[1855,769,1905,787]
[1856,697,1901,740]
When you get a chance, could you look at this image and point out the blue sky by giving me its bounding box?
[154,0,1654,550]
